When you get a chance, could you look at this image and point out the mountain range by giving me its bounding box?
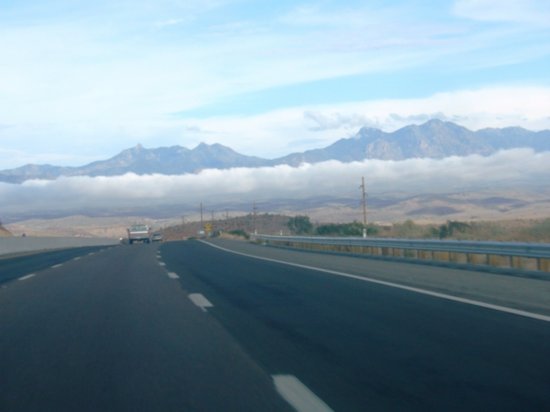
[2,119,549,183]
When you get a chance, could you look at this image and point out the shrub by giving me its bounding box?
[287,215,313,235]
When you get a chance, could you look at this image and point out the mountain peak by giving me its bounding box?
[408,119,452,130]
[424,118,446,125]
[193,142,234,153]
[1,121,549,183]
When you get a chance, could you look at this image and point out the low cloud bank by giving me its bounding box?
[1,149,548,218]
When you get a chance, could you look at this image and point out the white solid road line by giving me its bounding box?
[188,293,214,312]
[273,375,333,412]
[167,272,179,279]
[201,241,550,323]
[18,274,36,281]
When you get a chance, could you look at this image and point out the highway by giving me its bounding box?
[0,246,109,285]
[1,240,549,411]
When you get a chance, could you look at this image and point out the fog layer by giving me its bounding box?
[1,149,547,217]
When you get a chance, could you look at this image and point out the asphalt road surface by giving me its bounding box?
[0,244,291,412]
[1,240,549,411]
[0,246,110,285]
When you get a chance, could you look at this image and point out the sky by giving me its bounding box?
[1,0,550,169]
[1,0,550,222]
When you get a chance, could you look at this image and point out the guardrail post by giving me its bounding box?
[489,254,510,269]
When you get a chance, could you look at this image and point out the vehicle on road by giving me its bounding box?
[152,232,163,242]
[127,224,152,244]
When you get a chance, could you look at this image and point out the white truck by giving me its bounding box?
[127,224,152,244]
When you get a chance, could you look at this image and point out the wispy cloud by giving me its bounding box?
[1,85,549,168]
[175,86,550,158]
[453,0,550,25]
[0,1,549,169]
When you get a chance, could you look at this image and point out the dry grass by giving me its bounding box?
[161,214,550,243]
[0,224,12,237]
[376,218,550,243]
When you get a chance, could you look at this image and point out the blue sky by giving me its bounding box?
[1,0,550,168]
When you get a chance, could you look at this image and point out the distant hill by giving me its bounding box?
[274,119,550,164]
[0,143,267,183]
[0,223,13,237]
[2,120,550,183]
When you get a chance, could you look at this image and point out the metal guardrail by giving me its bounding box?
[253,235,550,273]
[0,236,120,257]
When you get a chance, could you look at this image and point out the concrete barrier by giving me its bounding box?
[0,236,120,256]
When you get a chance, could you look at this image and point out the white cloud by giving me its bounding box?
[0,1,549,169]
[1,85,549,168]
[1,149,547,219]
[177,86,550,158]
[453,0,550,25]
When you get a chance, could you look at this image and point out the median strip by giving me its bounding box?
[202,240,550,323]
[273,375,333,412]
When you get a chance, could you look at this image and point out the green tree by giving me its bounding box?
[287,215,313,235]
[438,220,471,239]
[316,222,360,236]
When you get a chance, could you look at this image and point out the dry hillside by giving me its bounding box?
[0,224,13,237]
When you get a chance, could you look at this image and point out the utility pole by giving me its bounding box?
[225,209,230,231]
[200,202,204,233]
[252,201,258,235]
[360,176,367,238]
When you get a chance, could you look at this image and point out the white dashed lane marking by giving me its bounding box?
[18,274,36,281]
[273,375,333,412]
[188,293,214,312]
[167,272,179,279]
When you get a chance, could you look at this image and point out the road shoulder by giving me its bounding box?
[205,238,550,317]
